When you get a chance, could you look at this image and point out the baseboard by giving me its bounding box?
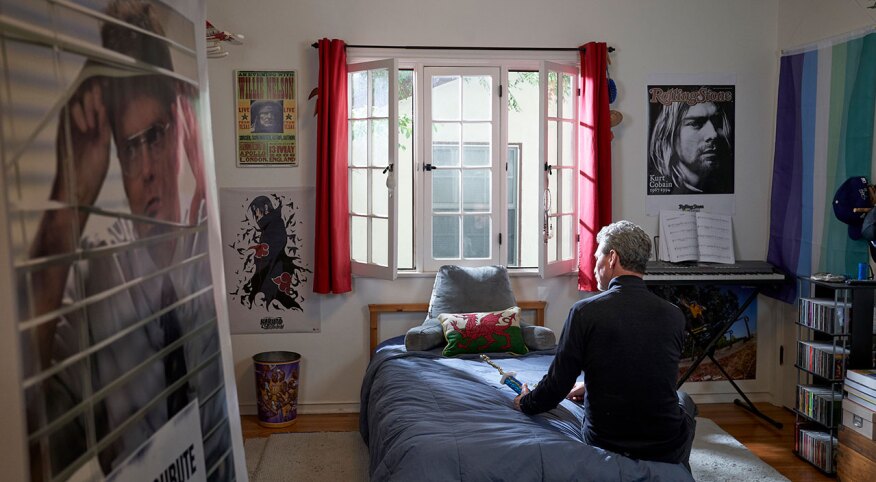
[239,402,360,415]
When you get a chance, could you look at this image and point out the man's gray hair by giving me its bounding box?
[595,220,651,274]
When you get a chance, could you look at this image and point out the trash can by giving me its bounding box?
[253,351,300,428]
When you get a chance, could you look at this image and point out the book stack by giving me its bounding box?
[798,298,849,333]
[796,341,850,379]
[844,368,876,441]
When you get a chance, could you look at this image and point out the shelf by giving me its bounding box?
[792,408,841,430]
[794,364,844,383]
[794,321,850,337]
[794,277,870,475]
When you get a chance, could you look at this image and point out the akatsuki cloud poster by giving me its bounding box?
[219,188,320,333]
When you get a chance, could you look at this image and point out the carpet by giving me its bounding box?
[244,417,789,481]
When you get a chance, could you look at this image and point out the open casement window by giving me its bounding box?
[422,66,502,271]
[348,59,399,279]
[539,62,579,278]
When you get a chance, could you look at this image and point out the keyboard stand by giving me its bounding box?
[676,286,784,429]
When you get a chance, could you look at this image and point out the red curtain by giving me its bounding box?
[577,42,612,291]
[314,38,351,294]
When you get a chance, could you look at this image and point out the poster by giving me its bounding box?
[649,285,758,382]
[235,70,298,166]
[1,0,240,480]
[220,188,320,333]
[107,400,206,482]
[645,74,736,215]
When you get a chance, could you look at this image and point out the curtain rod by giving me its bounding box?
[310,42,614,53]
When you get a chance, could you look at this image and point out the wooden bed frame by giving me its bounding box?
[366,300,547,354]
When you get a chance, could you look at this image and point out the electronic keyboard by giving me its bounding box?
[643,260,786,284]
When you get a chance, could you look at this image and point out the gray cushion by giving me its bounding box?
[427,265,516,318]
[404,318,444,351]
[520,321,557,350]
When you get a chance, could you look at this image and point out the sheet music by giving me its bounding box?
[658,210,735,264]
[694,212,735,264]
[659,211,699,262]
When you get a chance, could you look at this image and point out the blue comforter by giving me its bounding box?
[360,340,693,481]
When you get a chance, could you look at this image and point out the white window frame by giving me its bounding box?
[421,66,503,271]
[346,52,580,277]
[539,61,579,278]
[347,59,398,280]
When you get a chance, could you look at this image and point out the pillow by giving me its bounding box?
[438,306,528,356]
[520,321,557,351]
[428,265,517,318]
[404,318,444,351]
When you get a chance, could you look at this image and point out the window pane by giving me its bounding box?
[432,170,459,213]
[370,118,388,167]
[507,145,520,267]
[398,69,415,270]
[463,123,490,167]
[548,71,558,118]
[561,168,574,214]
[548,169,558,215]
[508,71,540,269]
[431,75,460,120]
[547,216,557,263]
[548,120,557,166]
[370,68,389,118]
[372,168,388,217]
[372,217,389,266]
[350,120,367,167]
[561,121,573,167]
[433,216,459,258]
[462,169,490,212]
[463,214,490,258]
[433,123,460,167]
[462,75,492,121]
[561,73,574,120]
[351,215,368,262]
[350,169,367,214]
[561,215,574,260]
[350,71,367,118]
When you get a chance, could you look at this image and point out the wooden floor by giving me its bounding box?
[242,403,832,481]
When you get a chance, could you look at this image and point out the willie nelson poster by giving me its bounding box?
[235,70,297,166]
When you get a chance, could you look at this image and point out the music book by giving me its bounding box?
[658,210,735,264]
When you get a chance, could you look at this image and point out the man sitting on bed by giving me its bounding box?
[513,220,697,471]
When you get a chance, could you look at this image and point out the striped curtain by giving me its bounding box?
[767,32,876,303]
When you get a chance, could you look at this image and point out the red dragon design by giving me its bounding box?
[449,310,516,351]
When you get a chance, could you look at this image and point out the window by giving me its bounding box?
[348,57,578,277]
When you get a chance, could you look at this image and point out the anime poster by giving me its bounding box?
[649,285,758,382]
[220,188,319,333]
[235,70,298,166]
[645,74,736,215]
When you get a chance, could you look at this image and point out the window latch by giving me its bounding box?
[544,163,553,174]
[382,164,394,174]
[424,163,438,171]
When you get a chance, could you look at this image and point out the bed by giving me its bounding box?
[360,300,694,481]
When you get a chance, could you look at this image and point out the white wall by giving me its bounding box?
[205,0,789,413]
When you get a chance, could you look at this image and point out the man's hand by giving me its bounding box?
[173,93,206,225]
[566,381,586,403]
[55,77,112,207]
[513,383,530,411]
